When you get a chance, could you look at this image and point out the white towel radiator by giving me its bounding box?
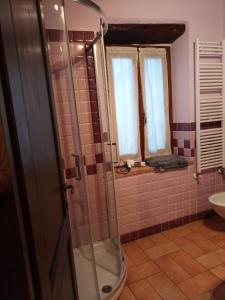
[195,39,225,174]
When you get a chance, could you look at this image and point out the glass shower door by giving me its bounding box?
[69,37,124,299]
[40,1,100,300]
[39,1,126,299]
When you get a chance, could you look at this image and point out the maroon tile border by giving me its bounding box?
[86,46,102,145]
[120,209,214,243]
[172,122,196,131]
[172,121,221,132]
[46,29,64,42]
[46,29,95,43]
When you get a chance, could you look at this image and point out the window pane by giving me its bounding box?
[112,57,139,157]
[143,57,167,154]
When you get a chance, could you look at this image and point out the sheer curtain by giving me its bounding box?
[106,47,141,160]
[139,48,171,157]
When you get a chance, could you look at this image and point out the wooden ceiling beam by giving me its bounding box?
[104,23,186,45]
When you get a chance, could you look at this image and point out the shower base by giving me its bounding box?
[73,239,126,300]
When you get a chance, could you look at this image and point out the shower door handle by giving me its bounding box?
[72,154,82,181]
[63,184,74,194]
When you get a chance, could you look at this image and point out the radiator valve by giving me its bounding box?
[218,167,225,175]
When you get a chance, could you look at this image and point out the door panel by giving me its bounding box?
[0,0,77,299]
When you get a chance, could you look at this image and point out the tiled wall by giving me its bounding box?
[47,29,115,246]
[117,164,225,241]
[46,29,225,245]
[118,120,225,241]
[172,122,195,157]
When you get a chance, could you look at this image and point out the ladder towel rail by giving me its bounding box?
[195,38,225,174]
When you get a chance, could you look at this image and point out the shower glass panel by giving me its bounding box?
[69,38,122,290]
[40,2,99,300]
[39,1,126,299]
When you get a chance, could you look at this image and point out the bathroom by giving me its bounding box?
[1,0,225,299]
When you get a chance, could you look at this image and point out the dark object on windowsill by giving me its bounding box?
[145,154,188,172]
[116,160,132,175]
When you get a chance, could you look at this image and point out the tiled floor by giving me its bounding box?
[119,215,225,300]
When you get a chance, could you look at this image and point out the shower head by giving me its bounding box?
[72,0,108,35]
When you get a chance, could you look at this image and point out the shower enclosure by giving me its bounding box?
[39,1,126,299]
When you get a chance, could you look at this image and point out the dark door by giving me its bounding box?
[0,0,78,299]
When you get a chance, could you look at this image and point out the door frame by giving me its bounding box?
[0,0,79,299]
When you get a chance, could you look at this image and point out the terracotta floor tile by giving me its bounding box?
[135,237,155,250]
[210,264,225,280]
[145,242,179,259]
[195,226,219,239]
[129,279,162,300]
[122,217,225,300]
[162,225,192,240]
[211,235,225,248]
[178,271,221,299]
[193,292,216,300]
[186,220,204,231]
[126,255,135,269]
[149,233,170,245]
[173,237,205,258]
[154,254,190,283]
[169,250,206,276]
[186,221,218,239]
[127,261,160,284]
[197,249,225,269]
[123,242,149,265]
[147,272,187,300]
[118,286,136,300]
[187,233,219,253]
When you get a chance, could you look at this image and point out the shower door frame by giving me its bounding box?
[37,1,125,299]
[37,1,103,300]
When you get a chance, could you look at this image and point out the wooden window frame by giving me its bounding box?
[137,46,173,161]
[107,45,173,161]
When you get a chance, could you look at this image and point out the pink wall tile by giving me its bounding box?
[116,162,223,235]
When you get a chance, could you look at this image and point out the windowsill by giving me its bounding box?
[114,160,193,179]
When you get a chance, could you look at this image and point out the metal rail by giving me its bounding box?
[72,0,108,35]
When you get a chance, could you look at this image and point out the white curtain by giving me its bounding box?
[140,48,171,157]
[106,47,141,160]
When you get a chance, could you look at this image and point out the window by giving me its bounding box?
[106,46,172,161]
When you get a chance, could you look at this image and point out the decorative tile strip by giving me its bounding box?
[120,209,214,243]
[172,122,196,131]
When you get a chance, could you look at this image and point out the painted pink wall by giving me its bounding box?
[171,31,189,122]
[45,0,225,122]
[97,0,224,123]
[223,0,225,38]
[64,0,224,122]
